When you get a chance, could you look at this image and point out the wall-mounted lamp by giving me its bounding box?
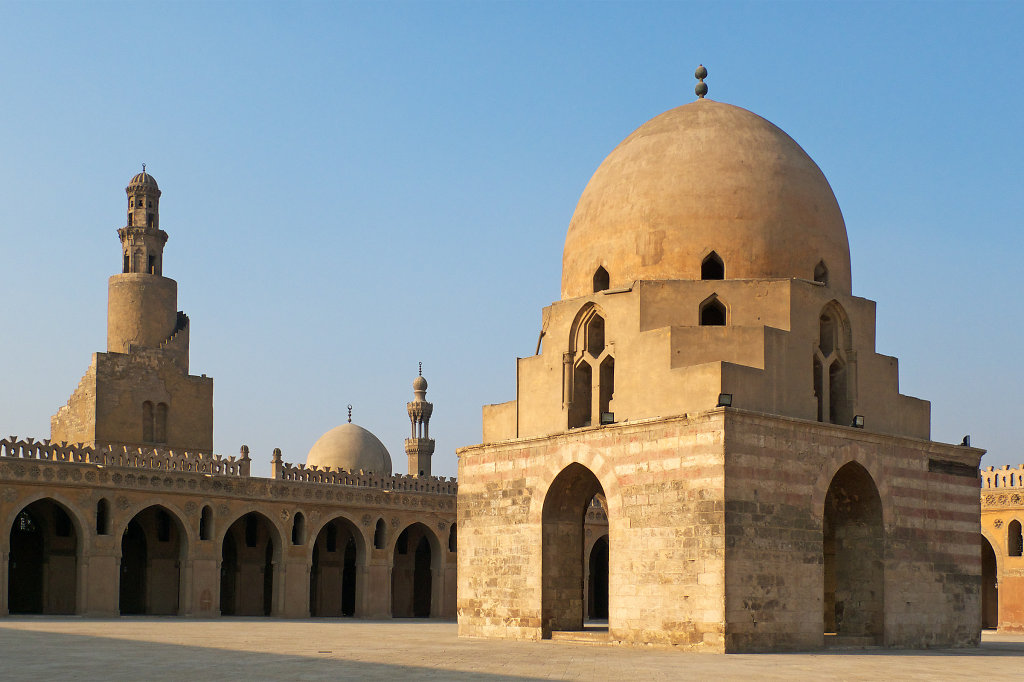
[851,415,865,429]
[717,393,733,408]
[961,435,971,447]
[600,412,615,425]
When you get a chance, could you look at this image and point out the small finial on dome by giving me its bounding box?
[418,361,422,377]
[695,64,708,99]
[347,404,353,423]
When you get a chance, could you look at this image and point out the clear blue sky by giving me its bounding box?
[1,1,1021,478]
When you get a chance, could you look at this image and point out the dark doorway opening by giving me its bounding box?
[310,517,362,617]
[220,512,277,616]
[587,534,609,621]
[542,463,607,636]
[391,523,436,618]
[982,535,998,629]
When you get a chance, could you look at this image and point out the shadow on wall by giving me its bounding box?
[0,624,541,681]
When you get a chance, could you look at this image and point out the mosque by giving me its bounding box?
[456,67,985,652]
[0,66,998,653]
[0,170,461,620]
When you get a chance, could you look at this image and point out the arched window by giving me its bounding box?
[96,499,110,535]
[814,260,829,286]
[147,212,154,227]
[123,252,130,273]
[199,506,213,541]
[567,305,614,429]
[1010,520,1023,557]
[154,403,168,444]
[593,266,610,293]
[374,518,386,550]
[127,214,133,227]
[701,252,724,280]
[814,302,854,426]
[291,512,305,545]
[142,401,154,442]
[699,295,726,326]
[448,524,457,553]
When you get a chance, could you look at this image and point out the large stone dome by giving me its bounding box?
[561,98,851,299]
[306,422,392,475]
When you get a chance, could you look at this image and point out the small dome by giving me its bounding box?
[561,98,851,298]
[128,171,159,190]
[413,375,428,392]
[306,422,392,475]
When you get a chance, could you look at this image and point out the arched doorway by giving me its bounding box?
[310,517,364,617]
[8,499,78,614]
[391,523,438,618]
[823,462,884,644]
[220,512,278,616]
[119,506,185,615]
[542,463,606,635]
[982,535,998,629]
[587,534,609,621]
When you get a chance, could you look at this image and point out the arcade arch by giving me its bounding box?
[220,512,280,616]
[310,515,365,617]
[7,498,80,614]
[119,505,187,615]
[391,522,441,618]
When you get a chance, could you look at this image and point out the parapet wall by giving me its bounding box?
[273,454,457,495]
[0,436,249,477]
[0,436,458,494]
[982,465,1024,490]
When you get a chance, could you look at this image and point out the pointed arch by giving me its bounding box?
[219,511,283,616]
[823,461,884,643]
[391,522,443,618]
[310,515,367,617]
[815,301,855,425]
[119,504,188,615]
[568,303,614,429]
[814,260,830,286]
[542,462,606,636]
[592,266,609,293]
[701,251,724,280]
[1009,520,1023,557]
[699,294,727,326]
[7,498,81,614]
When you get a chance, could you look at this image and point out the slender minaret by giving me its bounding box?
[107,167,184,362]
[405,363,435,477]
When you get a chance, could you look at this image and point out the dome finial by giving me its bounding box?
[142,162,146,173]
[695,64,708,99]
[347,404,353,423]
[418,361,422,377]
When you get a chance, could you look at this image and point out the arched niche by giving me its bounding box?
[823,462,883,644]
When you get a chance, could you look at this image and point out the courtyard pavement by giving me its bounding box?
[0,618,1021,680]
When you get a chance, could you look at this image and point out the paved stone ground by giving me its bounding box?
[0,618,1021,680]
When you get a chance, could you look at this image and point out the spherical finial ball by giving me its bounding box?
[695,64,708,80]
[695,81,708,98]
